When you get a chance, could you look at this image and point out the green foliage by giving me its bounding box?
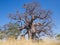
[6,22,20,39]
[0,22,20,39]
[0,31,3,39]
[56,34,60,40]
[0,30,6,39]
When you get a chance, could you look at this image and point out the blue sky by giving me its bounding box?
[0,0,60,34]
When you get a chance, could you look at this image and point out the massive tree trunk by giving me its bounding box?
[28,30,32,39]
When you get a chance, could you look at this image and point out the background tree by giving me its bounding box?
[0,30,4,39]
[0,26,6,39]
[3,22,20,39]
[9,2,53,40]
[56,34,60,40]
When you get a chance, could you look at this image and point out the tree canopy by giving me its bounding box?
[9,2,54,40]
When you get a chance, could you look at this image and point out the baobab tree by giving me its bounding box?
[9,2,53,40]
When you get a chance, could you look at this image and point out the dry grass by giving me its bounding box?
[0,37,60,45]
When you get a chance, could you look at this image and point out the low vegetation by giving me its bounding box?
[0,37,60,45]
